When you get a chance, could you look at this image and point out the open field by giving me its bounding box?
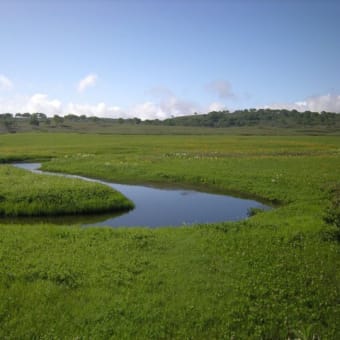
[0,132,340,338]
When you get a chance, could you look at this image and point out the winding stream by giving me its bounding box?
[11,163,270,227]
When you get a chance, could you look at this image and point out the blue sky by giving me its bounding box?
[1,0,339,119]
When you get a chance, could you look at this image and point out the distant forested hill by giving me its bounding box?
[1,109,339,134]
[157,109,340,128]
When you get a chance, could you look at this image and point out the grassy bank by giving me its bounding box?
[0,133,339,338]
[0,222,338,339]
[0,165,133,216]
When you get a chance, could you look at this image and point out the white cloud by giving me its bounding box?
[0,74,13,90]
[77,73,98,93]
[208,102,227,112]
[0,79,234,119]
[130,99,226,120]
[206,80,234,99]
[67,102,125,118]
[266,93,340,113]
[24,93,63,115]
[131,101,166,120]
[0,97,20,113]
[161,97,199,117]
[0,95,225,120]
[0,93,229,120]
[144,85,202,118]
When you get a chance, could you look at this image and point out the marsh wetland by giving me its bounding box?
[0,132,339,339]
[12,163,270,227]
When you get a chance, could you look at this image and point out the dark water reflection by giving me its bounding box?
[9,163,271,228]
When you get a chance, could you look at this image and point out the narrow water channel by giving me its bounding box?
[12,163,270,227]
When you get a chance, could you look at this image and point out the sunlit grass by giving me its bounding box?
[0,133,339,338]
[0,165,133,216]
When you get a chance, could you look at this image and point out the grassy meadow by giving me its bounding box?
[0,132,339,338]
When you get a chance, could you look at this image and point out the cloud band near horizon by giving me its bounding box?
[1,92,340,119]
[1,74,339,118]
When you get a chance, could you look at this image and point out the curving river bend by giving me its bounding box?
[12,163,270,228]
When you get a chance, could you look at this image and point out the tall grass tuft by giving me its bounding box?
[0,165,133,217]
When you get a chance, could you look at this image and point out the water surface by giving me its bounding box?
[12,163,270,227]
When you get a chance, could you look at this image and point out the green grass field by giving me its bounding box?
[0,132,339,338]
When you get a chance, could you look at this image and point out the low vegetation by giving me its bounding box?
[0,165,133,217]
[0,132,339,338]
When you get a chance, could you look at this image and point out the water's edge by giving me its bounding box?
[8,163,271,228]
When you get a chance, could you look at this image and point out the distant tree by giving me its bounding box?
[34,112,47,120]
[53,115,64,126]
[30,114,40,126]
[0,114,16,132]
[131,117,141,125]
[89,116,100,122]
[0,113,13,119]
[64,114,80,121]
